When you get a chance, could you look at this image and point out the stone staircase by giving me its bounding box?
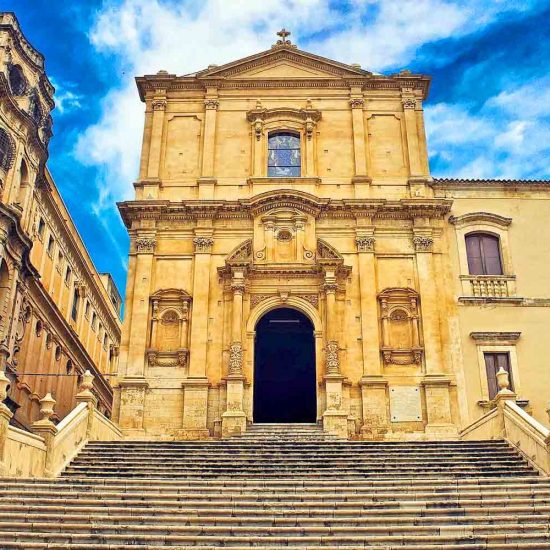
[2,423,550,548]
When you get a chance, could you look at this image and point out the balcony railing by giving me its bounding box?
[460,275,516,298]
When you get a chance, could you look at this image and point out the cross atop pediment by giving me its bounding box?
[275,28,292,46]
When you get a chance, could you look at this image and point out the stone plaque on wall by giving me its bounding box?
[389,386,422,422]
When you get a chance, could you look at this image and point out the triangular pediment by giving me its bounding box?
[197,46,371,81]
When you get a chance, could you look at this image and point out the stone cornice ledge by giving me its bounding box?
[470,331,521,342]
[449,212,512,228]
[435,178,550,189]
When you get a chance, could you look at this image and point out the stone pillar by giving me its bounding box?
[322,276,348,438]
[182,233,213,438]
[222,273,247,437]
[349,95,370,183]
[413,232,456,436]
[0,370,13,475]
[146,98,166,181]
[354,233,389,438]
[118,235,155,435]
[31,393,58,478]
[198,94,219,199]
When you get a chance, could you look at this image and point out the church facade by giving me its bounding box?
[114,31,550,440]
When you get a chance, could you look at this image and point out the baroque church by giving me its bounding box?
[112,29,550,440]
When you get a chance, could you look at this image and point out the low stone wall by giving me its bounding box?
[5,426,46,477]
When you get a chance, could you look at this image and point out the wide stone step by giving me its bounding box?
[4,544,550,550]
[3,509,550,527]
[4,528,550,546]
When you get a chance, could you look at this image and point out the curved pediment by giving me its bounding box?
[244,189,329,217]
[150,288,191,302]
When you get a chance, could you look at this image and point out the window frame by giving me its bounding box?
[474,342,521,401]
[483,351,513,400]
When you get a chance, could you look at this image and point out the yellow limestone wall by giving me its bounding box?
[114,40,550,440]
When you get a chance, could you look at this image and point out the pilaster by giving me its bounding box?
[349,91,370,183]
[146,96,166,182]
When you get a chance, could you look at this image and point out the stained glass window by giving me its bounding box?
[268,132,300,177]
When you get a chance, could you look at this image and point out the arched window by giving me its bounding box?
[465,233,503,275]
[267,132,300,177]
[8,65,27,95]
[0,128,14,172]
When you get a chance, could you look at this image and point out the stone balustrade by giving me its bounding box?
[460,275,516,298]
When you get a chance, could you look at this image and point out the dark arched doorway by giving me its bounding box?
[253,307,316,423]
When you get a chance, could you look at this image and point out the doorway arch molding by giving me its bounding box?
[244,295,325,421]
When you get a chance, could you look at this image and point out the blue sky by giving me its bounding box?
[5,0,550,297]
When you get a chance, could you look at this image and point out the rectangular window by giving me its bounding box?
[65,266,71,284]
[47,236,54,256]
[71,288,79,322]
[484,352,512,399]
[37,218,45,239]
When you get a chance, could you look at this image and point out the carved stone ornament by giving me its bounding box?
[250,294,272,308]
[193,236,214,253]
[355,235,375,252]
[402,98,417,110]
[147,349,188,368]
[230,281,246,294]
[412,235,434,252]
[349,98,365,109]
[135,238,156,253]
[204,99,220,110]
[324,281,338,294]
[325,340,340,375]
[297,293,319,308]
[151,99,166,111]
[228,342,244,376]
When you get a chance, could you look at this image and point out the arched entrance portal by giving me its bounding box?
[253,307,316,423]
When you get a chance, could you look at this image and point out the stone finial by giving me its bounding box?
[35,393,56,427]
[494,367,516,404]
[496,367,510,392]
[76,370,96,405]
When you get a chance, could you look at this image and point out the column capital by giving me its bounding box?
[349,97,365,109]
[135,237,156,254]
[355,235,375,253]
[151,99,167,111]
[412,235,434,252]
[230,281,246,295]
[323,282,338,294]
[204,99,220,110]
[402,97,417,110]
[193,236,214,253]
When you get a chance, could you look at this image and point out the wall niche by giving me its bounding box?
[378,288,423,366]
[147,289,191,369]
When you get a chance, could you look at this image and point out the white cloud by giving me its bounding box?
[75,0,546,211]
[426,74,550,179]
[50,77,82,114]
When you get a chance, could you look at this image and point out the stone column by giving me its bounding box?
[182,233,213,438]
[322,275,348,438]
[413,232,456,436]
[222,273,247,437]
[31,393,58,478]
[0,370,13,475]
[118,235,155,435]
[198,93,219,199]
[349,95,370,183]
[179,299,190,350]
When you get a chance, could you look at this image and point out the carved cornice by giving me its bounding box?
[117,196,453,227]
[449,212,512,229]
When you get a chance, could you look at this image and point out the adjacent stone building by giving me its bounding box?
[113,29,550,440]
[0,13,122,429]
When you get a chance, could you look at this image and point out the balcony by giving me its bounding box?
[459,275,521,303]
